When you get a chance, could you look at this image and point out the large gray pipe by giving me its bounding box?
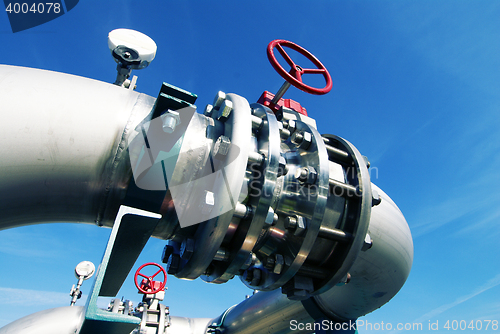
[0,306,212,334]
[0,65,155,231]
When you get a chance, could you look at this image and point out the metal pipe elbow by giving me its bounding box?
[0,65,155,231]
[311,184,414,320]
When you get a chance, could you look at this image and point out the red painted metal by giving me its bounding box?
[134,262,167,294]
[267,39,332,95]
[257,91,308,116]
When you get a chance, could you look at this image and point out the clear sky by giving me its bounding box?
[1,1,500,333]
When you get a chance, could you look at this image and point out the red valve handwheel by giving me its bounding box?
[134,262,167,294]
[267,39,332,95]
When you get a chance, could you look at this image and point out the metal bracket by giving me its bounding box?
[79,205,161,334]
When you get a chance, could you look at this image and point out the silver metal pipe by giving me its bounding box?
[0,306,85,334]
[0,65,156,231]
[217,289,314,334]
[0,306,213,334]
[168,316,212,334]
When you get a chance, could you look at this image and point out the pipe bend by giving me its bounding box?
[0,65,156,231]
[312,183,414,320]
[216,185,413,333]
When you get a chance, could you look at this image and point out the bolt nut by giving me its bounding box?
[241,253,257,271]
[161,245,175,263]
[284,216,297,229]
[363,155,371,168]
[217,100,233,122]
[213,91,226,109]
[287,119,297,134]
[247,151,264,167]
[295,167,307,182]
[291,131,312,150]
[265,257,275,270]
[362,233,373,251]
[280,127,291,140]
[166,254,181,275]
[251,115,264,132]
[161,110,181,133]
[180,238,195,260]
[277,156,288,177]
[213,135,231,159]
[336,273,352,286]
[273,254,284,275]
[265,207,277,225]
[295,166,317,185]
[213,248,229,262]
[204,104,214,117]
[200,190,215,214]
[282,276,314,300]
[372,188,382,206]
[284,215,306,236]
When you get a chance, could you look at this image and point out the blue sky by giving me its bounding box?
[1,1,500,332]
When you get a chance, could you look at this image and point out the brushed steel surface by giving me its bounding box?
[0,65,155,231]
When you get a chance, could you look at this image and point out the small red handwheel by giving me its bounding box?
[134,262,167,294]
[267,39,333,95]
